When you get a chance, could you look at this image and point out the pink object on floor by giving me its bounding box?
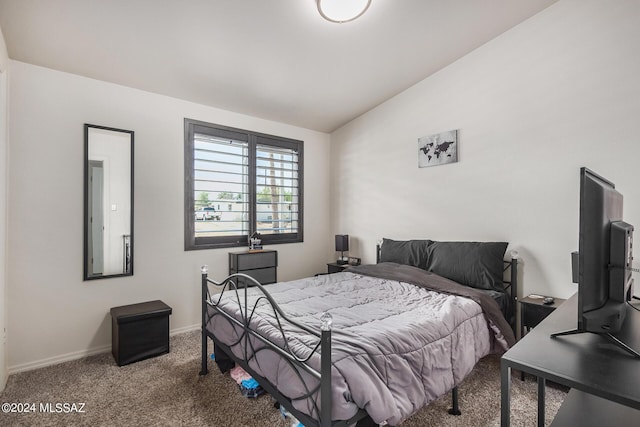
[229,365,252,384]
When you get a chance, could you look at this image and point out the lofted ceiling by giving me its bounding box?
[0,0,558,133]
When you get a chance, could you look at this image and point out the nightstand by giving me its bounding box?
[520,294,566,337]
[229,250,278,287]
[327,263,349,274]
[519,294,566,380]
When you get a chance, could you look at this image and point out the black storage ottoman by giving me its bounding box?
[110,300,172,366]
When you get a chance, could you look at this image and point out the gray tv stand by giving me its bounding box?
[501,293,640,426]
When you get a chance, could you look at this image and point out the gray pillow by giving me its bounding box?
[379,238,433,269]
[426,241,508,291]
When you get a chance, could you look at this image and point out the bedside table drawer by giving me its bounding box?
[327,263,349,274]
[522,303,554,328]
[239,267,277,286]
[230,250,278,270]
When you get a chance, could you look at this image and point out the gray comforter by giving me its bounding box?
[207,263,512,425]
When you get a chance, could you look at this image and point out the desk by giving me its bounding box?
[501,294,640,426]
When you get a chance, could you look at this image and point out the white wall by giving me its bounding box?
[7,61,331,371]
[330,0,640,300]
[0,23,9,389]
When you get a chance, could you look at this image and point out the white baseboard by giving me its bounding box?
[170,323,200,336]
[8,344,112,375]
[8,323,201,375]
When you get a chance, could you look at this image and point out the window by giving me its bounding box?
[184,119,303,250]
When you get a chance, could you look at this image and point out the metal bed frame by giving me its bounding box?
[199,249,518,427]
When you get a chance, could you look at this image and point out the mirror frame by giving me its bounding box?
[83,123,134,280]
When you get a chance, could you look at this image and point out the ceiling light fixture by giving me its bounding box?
[317,0,372,24]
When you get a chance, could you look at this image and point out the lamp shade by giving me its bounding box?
[335,235,349,252]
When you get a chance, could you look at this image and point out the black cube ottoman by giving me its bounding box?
[110,300,172,366]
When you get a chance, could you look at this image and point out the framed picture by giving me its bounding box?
[418,129,458,168]
[348,257,361,266]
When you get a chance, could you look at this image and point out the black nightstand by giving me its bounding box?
[519,294,566,380]
[520,294,566,337]
[327,263,349,274]
[229,250,278,287]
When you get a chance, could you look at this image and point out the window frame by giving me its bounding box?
[184,119,304,250]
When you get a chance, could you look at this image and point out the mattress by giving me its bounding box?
[206,265,511,425]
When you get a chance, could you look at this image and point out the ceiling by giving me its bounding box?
[0,0,558,133]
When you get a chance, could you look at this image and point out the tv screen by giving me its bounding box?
[578,167,626,332]
[553,167,638,357]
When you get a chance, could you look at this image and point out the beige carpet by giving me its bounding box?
[0,330,566,426]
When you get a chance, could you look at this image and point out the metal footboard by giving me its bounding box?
[198,265,369,427]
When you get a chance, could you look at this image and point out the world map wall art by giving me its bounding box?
[418,129,458,168]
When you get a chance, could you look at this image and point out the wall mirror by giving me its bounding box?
[84,124,134,280]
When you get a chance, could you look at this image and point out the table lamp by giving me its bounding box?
[335,234,349,265]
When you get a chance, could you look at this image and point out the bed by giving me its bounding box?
[199,239,518,426]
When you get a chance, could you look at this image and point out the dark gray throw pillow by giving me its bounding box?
[379,238,433,269]
[426,241,508,291]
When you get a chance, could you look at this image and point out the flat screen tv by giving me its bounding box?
[551,167,639,357]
